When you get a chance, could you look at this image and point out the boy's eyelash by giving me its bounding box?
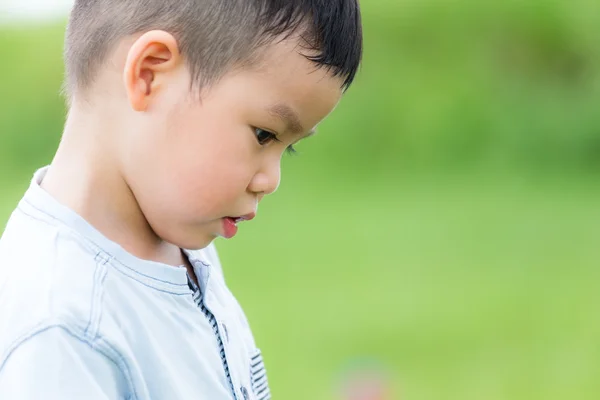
[285,145,298,156]
[255,127,299,156]
[277,138,297,156]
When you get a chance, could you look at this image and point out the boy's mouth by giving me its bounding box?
[232,212,256,223]
[222,212,256,239]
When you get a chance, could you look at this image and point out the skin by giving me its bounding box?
[41,30,343,273]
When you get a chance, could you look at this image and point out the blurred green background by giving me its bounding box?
[2,1,600,399]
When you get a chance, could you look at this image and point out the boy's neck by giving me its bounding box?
[41,105,190,270]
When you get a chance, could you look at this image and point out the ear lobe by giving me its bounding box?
[123,31,181,112]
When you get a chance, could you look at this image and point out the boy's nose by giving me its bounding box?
[248,162,281,197]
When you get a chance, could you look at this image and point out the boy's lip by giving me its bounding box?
[221,212,256,239]
[234,212,256,222]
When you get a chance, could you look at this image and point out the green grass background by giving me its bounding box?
[2,1,600,399]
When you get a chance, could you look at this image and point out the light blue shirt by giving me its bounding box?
[0,168,271,400]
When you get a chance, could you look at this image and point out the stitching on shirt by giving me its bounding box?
[15,206,56,229]
[19,200,188,288]
[84,255,109,338]
[95,334,139,400]
[107,256,188,287]
[93,259,111,339]
[0,322,137,400]
[15,206,106,269]
[16,206,99,256]
[83,253,103,336]
[108,262,190,296]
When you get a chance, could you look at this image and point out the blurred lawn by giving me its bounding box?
[218,172,600,400]
[2,0,600,399]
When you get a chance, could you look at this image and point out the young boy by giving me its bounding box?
[0,0,362,398]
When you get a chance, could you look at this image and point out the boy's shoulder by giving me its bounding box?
[0,200,102,348]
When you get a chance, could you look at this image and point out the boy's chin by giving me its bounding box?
[163,230,216,252]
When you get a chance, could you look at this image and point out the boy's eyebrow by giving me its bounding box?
[268,103,316,137]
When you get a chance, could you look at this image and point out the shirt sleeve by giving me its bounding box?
[0,326,128,400]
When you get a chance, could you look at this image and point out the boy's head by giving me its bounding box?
[61,0,362,250]
[65,0,362,98]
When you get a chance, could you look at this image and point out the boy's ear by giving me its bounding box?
[124,30,181,112]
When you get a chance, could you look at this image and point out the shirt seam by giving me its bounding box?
[107,260,191,295]
[0,322,137,400]
[84,253,110,338]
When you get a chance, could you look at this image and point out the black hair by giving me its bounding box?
[257,0,363,89]
[65,0,363,97]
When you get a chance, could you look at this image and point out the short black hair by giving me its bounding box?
[65,0,363,97]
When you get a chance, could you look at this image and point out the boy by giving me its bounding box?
[0,0,362,398]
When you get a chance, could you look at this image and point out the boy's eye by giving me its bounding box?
[254,128,278,146]
[253,127,299,156]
